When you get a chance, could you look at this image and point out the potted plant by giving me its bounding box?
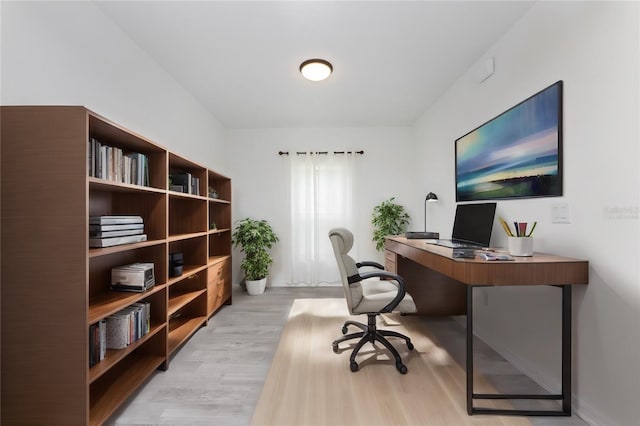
[371,197,410,251]
[232,218,279,295]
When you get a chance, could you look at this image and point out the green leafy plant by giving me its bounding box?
[232,218,279,281]
[371,197,410,251]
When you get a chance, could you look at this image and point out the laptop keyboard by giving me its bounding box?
[435,240,484,249]
[449,241,478,248]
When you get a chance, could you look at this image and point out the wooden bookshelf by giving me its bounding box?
[1,106,233,425]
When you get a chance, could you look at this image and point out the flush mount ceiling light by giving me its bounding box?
[299,59,333,81]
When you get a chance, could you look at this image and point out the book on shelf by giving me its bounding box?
[104,302,151,351]
[88,319,106,367]
[191,177,200,196]
[89,223,144,232]
[90,228,144,238]
[105,313,129,350]
[131,302,151,337]
[89,215,143,225]
[89,234,147,248]
[88,137,150,186]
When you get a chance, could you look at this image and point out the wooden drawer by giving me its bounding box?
[384,249,397,273]
[207,259,231,314]
[216,261,231,303]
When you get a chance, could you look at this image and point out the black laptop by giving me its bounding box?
[432,203,497,249]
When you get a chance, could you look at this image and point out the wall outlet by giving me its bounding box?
[552,202,571,223]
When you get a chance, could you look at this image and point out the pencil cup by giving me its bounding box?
[507,237,533,257]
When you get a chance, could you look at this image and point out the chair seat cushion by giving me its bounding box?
[352,278,417,314]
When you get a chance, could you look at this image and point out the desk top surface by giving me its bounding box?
[385,236,589,286]
[387,236,586,264]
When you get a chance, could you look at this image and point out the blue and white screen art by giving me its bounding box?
[455,81,562,201]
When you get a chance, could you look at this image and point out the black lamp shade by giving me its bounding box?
[425,192,438,202]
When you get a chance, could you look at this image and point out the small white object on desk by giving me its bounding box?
[478,252,514,261]
[507,236,534,257]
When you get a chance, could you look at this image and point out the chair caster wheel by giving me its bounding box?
[350,361,359,372]
[396,363,408,374]
[407,341,414,351]
[332,342,339,353]
[342,326,348,334]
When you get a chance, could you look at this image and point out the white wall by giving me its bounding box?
[226,127,418,287]
[414,2,639,425]
[0,1,227,173]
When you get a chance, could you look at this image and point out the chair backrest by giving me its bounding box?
[328,228,363,312]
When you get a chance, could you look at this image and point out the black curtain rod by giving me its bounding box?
[278,150,364,156]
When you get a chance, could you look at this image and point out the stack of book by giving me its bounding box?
[89,215,147,248]
[111,263,155,292]
[88,302,152,363]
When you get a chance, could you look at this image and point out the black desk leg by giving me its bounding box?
[466,285,474,415]
[467,284,572,416]
[562,284,572,414]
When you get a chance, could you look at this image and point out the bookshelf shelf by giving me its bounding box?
[1,106,232,425]
[208,228,231,235]
[208,197,231,204]
[168,288,207,316]
[167,232,209,243]
[208,254,231,265]
[88,239,167,258]
[88,177,167,194]
[89,352,167,425]
[166,265,208,286]
[88,284,167,325]
[168,190,208,200]
[88,322,166,384]
[168,316,208,355]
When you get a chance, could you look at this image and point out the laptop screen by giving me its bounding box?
[451,202,497,246]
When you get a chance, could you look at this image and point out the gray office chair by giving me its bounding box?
[328,227,417,374]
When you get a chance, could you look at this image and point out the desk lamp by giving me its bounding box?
[423,192,439,238]
[405,192,440,239]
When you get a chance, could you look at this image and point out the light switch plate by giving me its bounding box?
[552,202,571,223]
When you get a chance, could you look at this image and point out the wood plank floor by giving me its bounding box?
[109,286,588,426]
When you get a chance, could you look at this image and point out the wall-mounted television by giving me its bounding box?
[455,81,563,201]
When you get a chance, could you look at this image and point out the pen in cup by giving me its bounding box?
[526,221,537,237]
[499,218,537,237]
[498,217,514,237]
[518,222,527,237]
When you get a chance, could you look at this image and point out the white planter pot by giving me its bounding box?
[246,278,267,295]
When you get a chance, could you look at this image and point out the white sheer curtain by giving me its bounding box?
[290,152,356,286]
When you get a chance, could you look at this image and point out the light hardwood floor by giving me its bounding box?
[109,286,588,426]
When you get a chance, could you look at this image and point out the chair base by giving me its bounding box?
[332,314,414,374]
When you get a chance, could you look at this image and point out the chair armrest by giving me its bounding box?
[358,271,407,313]
[356,261,384,270]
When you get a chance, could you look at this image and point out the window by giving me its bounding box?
[289,152,357,285]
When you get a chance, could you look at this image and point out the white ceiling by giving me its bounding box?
[96,1,535,129]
